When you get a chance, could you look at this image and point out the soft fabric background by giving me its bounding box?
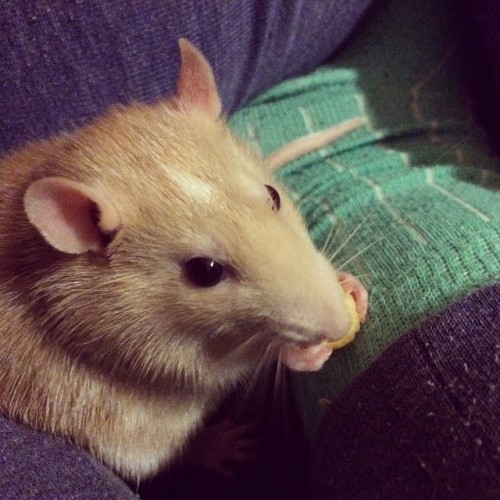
[0,0,372,154]
[311,284,500,498]
[0,414,138,498]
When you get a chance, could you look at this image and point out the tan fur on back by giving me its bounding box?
[0,96,351,480]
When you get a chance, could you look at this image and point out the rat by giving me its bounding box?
[0,39,368,482]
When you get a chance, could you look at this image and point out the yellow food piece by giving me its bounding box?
[326,292,361,350]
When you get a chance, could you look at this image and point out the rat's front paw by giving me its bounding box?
[337,271,368,322]
[186,420,259,477]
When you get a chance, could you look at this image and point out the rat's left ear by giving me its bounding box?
[24,177,122,255]
[174,38,222,120]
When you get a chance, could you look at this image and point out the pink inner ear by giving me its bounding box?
[175,38,222,119]
[24,177,121,255]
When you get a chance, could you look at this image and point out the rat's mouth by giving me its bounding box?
[280,341,334,372]
[280,273,368,372]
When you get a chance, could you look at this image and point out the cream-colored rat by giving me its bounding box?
[0,39,367,481]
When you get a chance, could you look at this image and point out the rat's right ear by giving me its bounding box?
[24,177,122,255]
[174,38,222,120]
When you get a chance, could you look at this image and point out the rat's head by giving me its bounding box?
[17,40,355,392]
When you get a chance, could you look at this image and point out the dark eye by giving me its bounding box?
[265,184,281,212]
[183,257,227,288]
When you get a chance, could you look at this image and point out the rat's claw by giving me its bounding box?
[185,419,259,476]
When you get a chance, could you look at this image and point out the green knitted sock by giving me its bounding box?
[230,0,500,435]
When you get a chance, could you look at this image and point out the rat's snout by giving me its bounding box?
[279,301,350,373]
[316,297,353,342]
[310,266,369,344]
[276,285,350,373]
[278,265,368,373]
[300,256,355,341]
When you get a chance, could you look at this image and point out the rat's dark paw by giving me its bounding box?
[186,419,259,477]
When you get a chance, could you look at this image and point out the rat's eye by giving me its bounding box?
[265,184,281,212]
[183,257,227,288]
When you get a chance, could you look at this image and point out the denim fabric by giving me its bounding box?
[311,284,500,499]
[0,0,372,154]
[0,415,137,498]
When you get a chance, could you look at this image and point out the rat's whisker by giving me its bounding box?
[328,215,370,263]
[335,236,386,271]
[320,223,336,254]
[272,362,293,435]
[243,342,276,393]
[320,219,345,255]
[274,350,289,409]
[217,331,263,364]
[230,342,278,421]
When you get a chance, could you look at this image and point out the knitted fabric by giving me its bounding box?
[229,0,500,438]
[310,283,500,499]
